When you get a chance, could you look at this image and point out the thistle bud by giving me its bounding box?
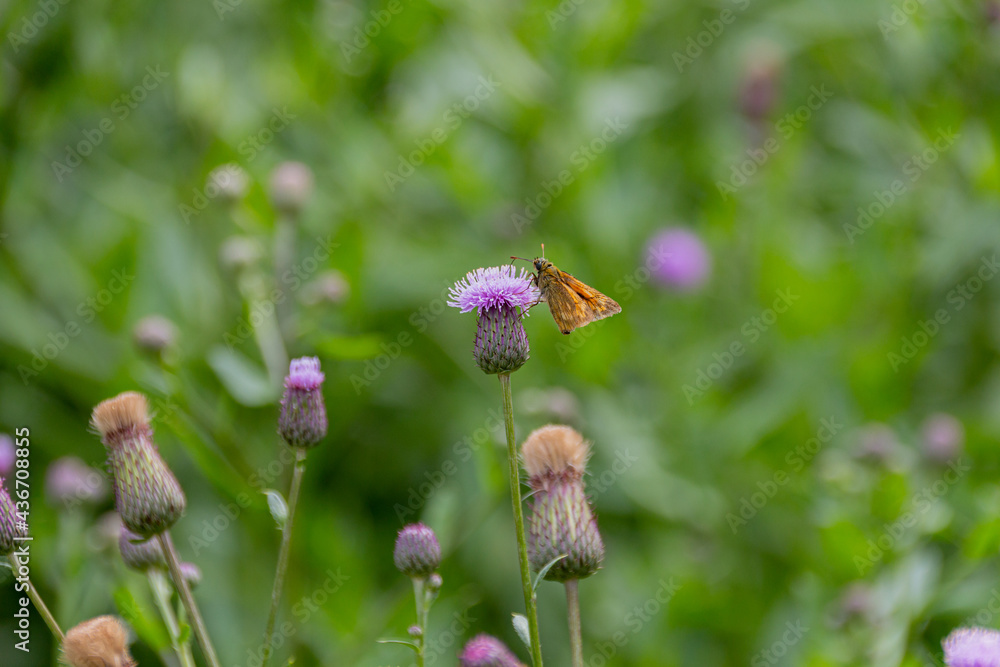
[179,562,202,589]
[393,523,441,578]
[921,413,965,464]
[458,634,526,667]
[279,357,328,449]
[0,481,28,555]
[132,315,178,354]
[91,392,186,537]
[474,305,531,375]
[63,616,135,667]
[208,163,249,202]
[521,425,604,582]
[118,526,165,572]
[943,626,1000,667]
[269,161,314,215]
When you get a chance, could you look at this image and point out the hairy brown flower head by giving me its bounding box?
[63,616,134,667]
[91,392,186,536]
[521,424,604,582]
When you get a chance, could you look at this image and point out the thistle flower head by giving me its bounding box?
[132,315,178,353]
[0,481,27,555]
[458,634,525,667]
[393,523,441,578]
[91,392,186,537]
[269,161,314,214]
[521,425,589,485]
[118,526,165,571]
[922,413,965,463]
[449,266,538,374]
[63,616,135,667]
[448,266,540,315]
[0,434,14,479]
[522,424,604,582]
[279,357,328,449]
[943,627,1000,667]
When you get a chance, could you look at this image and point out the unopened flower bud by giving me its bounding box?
[407,625,423,639]
[521,425,604,582]
[269,161,314,215]
[302,270,350,305]
[393,523,441,578]
[0,481,28,555]
[132,315,178,354]
[279,357,328,449]
[208,163,249,202]
[219,236,262,271]
[427,572,443,591]
[91,392,186,536]
[46,456,108,508]
[119,526,165,572]
[459,634,525,667]
[63,616,135,667]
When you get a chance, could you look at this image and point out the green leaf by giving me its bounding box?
[315,334,386,360]
[533,555,566,591]
[206,346,278,406]
[264,489,289,529]
[511,613,531,652]
[177,622,192,646]
[376,638,420,653]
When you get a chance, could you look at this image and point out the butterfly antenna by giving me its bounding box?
[510,255,530,263]
[540,242,545,259]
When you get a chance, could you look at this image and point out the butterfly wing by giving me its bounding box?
[543,268,622,334]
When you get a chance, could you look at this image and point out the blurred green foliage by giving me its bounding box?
[2,0,1000,665]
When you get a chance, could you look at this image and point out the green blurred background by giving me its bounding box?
[2,0,1000,664]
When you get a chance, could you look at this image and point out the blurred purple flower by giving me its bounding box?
[943,626,1000,667]
[459,634,524,667]
[646,227,711,290]
[46,456,108,508]
[922,413,965,463]
[279,357,328,449]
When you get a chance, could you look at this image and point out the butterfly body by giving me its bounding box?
[532,257,622,334]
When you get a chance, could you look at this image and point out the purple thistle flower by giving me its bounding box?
[943,627,1000,667]
[449,266,539,375]
[646,227,711,291]
[119,526,166,571]
[279,357,328,449]
[393,523,441,578]
[922,413,965,463]
[0,480,28,555]
[459,634,525,667]
[0,434,15,480]
[46,456,108,508]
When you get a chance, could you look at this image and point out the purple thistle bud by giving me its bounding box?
[132,315,178,354]
[279,357,328,449]
[448,266,539,375]
[393,523,441,578]
[521,425,604,582]
[119,526,165,572]
[943,627,1000,667]
[459,634,525,667]
[91,392,187,537]
[0,481,28,555]
[646,227,711,291]
[46,456,108,508]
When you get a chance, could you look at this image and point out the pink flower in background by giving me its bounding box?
[646,227,711,291]
[0,434,14,480]
[921,413,965,463]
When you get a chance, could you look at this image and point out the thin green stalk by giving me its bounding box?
[148,569,196,667]
[7,552,65,643]
[261,447,308,667]
[498,372,543,667]
[157,532,221,667]
[413,577,427,667]
[565,579,583,667]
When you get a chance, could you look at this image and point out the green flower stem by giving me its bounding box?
[148,569,196,667]
[498,372,543,667]
[261,447,308,667]
[565,579,583,667]
[7,552,65,643]
[157,532,221,667]
[413,577,428,667]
